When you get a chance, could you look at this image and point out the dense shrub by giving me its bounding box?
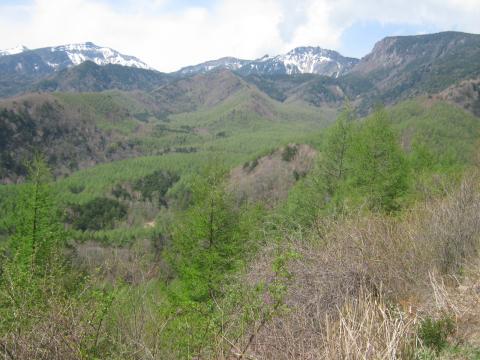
[68,197,127,231]
[111,184,131,200]
[68,183,85,194]
[281,145,298,162]
[418,317,455,353]
[133,169,179,206]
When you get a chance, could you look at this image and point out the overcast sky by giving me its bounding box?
[0,0,479,72]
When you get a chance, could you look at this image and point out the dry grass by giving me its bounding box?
[229,144,317,207]
[73,239,158,284]
[425,266,480,350]
[321,290,418,360]
[233,173,480,360]
[0,295,108,360]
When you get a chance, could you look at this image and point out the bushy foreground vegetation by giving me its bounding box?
[0,101,479,359]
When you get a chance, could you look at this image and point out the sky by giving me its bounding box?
[0,0,479,72]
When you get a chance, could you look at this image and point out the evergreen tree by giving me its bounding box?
[347,107,409,212]
[319,103,355,195]
[167,162,242,303]
[0,156,65,331]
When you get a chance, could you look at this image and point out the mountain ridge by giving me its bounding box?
[175,46,358,77]
[0,42,151,71]
[1,31,479,116]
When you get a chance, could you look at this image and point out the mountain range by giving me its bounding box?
[1,31,478,106]
[0,42,150,71]
[0,42,359,78]
[1,31,479,182]
[0,42,153,97]
[176,47,358,77]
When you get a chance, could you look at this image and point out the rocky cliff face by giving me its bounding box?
[346,31,480,109]
[352,31,480,78]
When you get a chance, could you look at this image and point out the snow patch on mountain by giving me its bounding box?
[176,47,359,77]
[177,57,250,75]
[50,42,152,69]
[242,47,359,77]
[0,45,29,57]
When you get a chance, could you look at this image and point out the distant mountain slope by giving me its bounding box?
[151,69,248,116]
[0,93,109,182]
[434,77,480,117]
[176,57,251,76]
[348,31,480,108]
[240,31,480,112]
[0,42,150,75]
[239,47,358,77]
[1,31,480,117]
[238,73,319,102]
[176,47,358,77]
[33,61,170,93]
[0,45,29,57]
[260,31,480,113]
[390,98,480,165]
[0,68,338,183]
[0,91,159,183]
[0,42,153,97]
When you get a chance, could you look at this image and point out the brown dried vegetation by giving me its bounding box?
[234,173,480,359]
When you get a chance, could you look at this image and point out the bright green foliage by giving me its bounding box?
[284,105,408,220]
[347,107,409,212]
[392,100,480,163]
[1,92,478,357]
[0,158,119,358]
[167,163,243,302]
[409,141,437,172]
[0,157,65,330]
[279,105,356,226]
[158,161,268,358]
[318,103,355,196]
[3,158,63,278]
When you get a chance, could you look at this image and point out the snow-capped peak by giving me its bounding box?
[49,42,152,70]
[0,45,29,57]
[0,42,154,73]
[239,46,359,77]
[262,47,350,76]
[280,47,334,74]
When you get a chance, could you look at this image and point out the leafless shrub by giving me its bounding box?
[104,284,170,360]
[1,295,109,360]
[73,239,158,284]
[236,172,480,359]
[419,174,480,274]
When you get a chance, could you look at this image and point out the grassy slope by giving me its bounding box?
[1,94,478,246]
[53,89,335,204]
[3,96,474,204]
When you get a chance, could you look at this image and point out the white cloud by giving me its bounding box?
[0,0,479,71]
